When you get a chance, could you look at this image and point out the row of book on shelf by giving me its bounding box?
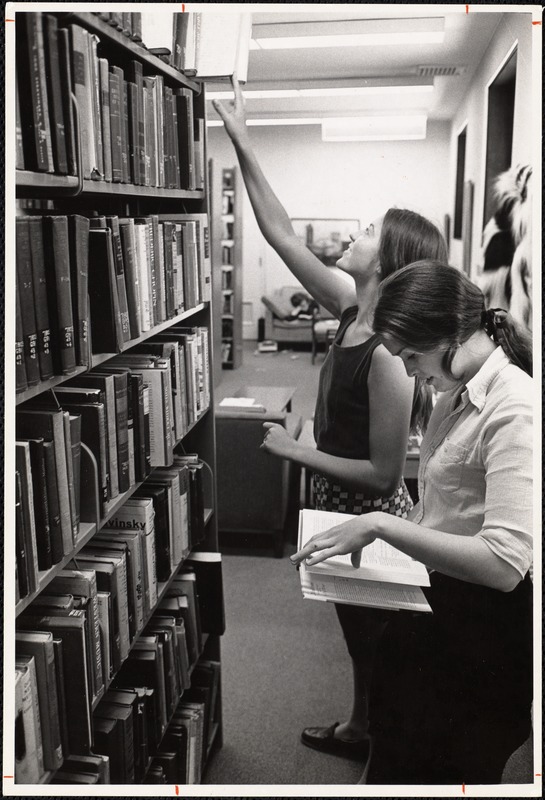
[16,329,211,600]
[16,545,225,784]
[16,212,211,394]
[16,13,205,189]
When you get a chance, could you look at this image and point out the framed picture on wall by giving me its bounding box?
[291,218,360,266]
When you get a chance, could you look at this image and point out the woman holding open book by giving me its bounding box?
[213,78,447,764]
[292,261,533,785]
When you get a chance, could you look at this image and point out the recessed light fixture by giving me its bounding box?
[206,85,434,101]
[321,115,427,141]
[250,17,444,50]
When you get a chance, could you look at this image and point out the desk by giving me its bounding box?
[234,385,296,413]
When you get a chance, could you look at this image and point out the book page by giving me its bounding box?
[298,509,430,587]
[300,565,432,613]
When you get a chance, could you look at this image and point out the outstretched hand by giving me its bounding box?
[260,422,298,460]
[290,513,382,569]
[212,75,249,142]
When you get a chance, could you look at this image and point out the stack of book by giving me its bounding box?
[16,212,211,395]
[16,12,205,189]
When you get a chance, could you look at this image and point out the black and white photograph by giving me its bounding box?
[4,2,541,796]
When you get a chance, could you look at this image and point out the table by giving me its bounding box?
[234,385,296,413]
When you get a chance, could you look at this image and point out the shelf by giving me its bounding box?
[16,366,89,406]
[63,12,200,91]
[16,170,79,191]
[81,180,205,200]
[91,304,207,368]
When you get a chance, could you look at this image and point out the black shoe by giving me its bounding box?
[301,722,370,761]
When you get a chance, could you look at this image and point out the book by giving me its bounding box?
[134,484,170,583]
[118,218,142,339]
[88,227,123,354]
[184,553,226,636]
[109,497,157,613]
[98,58,113,182]
[17,610,93,755]
[57,26,78,176]
[16,12,54,173]
[69,24,98,179]
[15,290,27,393]
[67,215,91,368]
[20,437,54,570]
[42,14,69,174]
[15,657,45,783]
[15,471,31,600]
[27,217,54,380]
[15,443,40,593]
[297,509,432,612]
[16,218,41,386]
[180,12,252,81]
[106,216,131,344]
[96,591,113,683]
[16,630,64,771]
[42,215,77,376]
[94,700,136,783]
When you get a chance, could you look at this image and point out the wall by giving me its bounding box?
[208,121,451,339]
[447,12,536,277]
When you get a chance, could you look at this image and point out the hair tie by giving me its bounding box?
[482,307,508,342]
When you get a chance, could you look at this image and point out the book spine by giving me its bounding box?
[62,410,79,540]
[16,219,41,387]
[88,33,104,179]
[107,217,131,343]
[25,13,54,172]
[127,81,139,187]
[47,216,77,375]
[56,27,77,176]
[119,220,142,339]
[109,70,123,183]
[42,440,64,563]
[15,291,28,393]
[27,439,53,570]
[99,58,113,182]
[43,14,68,174]
[67,215,91,368]
[28,217,54,380]
[15,72,25,169]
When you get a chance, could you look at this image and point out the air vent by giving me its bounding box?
[417,65,467,77]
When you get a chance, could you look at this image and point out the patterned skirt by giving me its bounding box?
[312,473,413,517]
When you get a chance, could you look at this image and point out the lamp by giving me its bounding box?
[321,115,427,141]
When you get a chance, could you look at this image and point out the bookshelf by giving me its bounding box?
[12,10,224,787]
[217,167,243,370]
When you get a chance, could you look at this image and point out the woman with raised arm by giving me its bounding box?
[292,261,534,785]
[213,78,448,764]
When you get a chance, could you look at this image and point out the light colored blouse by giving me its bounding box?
[409,346,533,578]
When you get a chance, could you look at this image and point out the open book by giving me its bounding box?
[298,509,432,613]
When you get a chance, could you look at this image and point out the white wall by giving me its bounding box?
[447,12,536,276]
[208,121,451,339]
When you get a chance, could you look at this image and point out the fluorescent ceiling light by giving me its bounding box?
[207,85,434,101]
[208,118,322,127]
[253,32,444,49]
[250,17,444,50]
[322,115,427,141]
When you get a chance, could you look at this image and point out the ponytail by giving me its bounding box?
[410,379,434,436]
[482,307,532,376]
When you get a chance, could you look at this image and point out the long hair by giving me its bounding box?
[374,261,532,377]
[377,209,448,432]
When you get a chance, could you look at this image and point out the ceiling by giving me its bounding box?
[207,9,505,126]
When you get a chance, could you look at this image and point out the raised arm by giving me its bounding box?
[262,344,414,496]
[213,77,356,317]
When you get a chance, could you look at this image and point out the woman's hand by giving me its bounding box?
[290,513,382,569]
[261,422,299,460]
[212,75,249,143]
